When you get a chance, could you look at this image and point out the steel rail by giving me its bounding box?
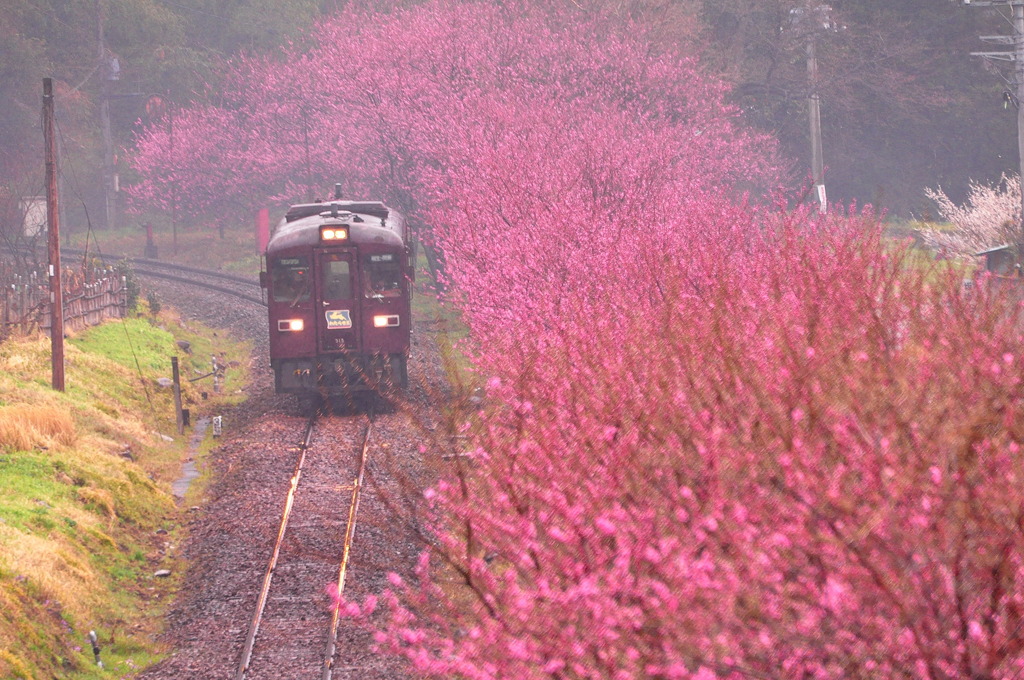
[322,414,374,680]
[235,412,319,680]
[235,409,376,680]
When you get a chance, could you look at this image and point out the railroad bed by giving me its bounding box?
[141,404,429,679]
[236,410,370,679]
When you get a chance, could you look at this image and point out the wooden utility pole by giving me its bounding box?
[43,78,65,391]
[967,0,1024,262]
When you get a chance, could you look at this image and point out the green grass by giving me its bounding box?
[70,318,180,374]
[0,453,70,532]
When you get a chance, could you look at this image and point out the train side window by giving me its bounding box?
[364,255,402,298]
[322,257,352,300]
[270,257,311,304]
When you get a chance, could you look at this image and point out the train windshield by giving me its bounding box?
[270,256,311,304]
[321,254,352,300]
[363,254,402,298]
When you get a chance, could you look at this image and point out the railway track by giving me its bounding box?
[236,409,375,680]
[130,258,265,307]
[87,249,266,307]
[5,245,266,306]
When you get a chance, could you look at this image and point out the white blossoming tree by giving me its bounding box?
[920,173,1021,258]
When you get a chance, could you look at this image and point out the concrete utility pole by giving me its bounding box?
[98,0,117,231]
[808,37,825,213]
[790,3,838,214]
[966,0,1024,261]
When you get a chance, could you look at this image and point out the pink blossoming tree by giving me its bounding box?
[372,202,1024,679]
[128,1,778,224]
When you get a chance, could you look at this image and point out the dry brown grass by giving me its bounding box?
[0,405,76,452]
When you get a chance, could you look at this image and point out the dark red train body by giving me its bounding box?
[262,199,412,404]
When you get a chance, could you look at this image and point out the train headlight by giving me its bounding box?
[373,315,400,328]
[278,319,304,331]
[320,226,349,241]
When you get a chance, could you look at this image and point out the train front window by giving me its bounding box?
[364,254,402,299]
[271,257,311,305]
[322,255,352,300]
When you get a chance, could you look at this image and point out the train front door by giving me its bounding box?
[316,251,358,354]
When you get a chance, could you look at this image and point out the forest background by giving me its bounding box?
[0,0,1019,235]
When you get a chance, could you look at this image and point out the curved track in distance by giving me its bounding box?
[3,244,266,306]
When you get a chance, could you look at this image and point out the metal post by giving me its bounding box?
[19,278,26,333]
[212,355,221,393]
[172,357,184,435]
[88,630,103,668]
[44,78,65,392]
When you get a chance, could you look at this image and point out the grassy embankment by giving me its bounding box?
[0,303,250,678]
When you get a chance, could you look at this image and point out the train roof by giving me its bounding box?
[268,200,406,253]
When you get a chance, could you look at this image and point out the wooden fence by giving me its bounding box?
[1,268,128,339]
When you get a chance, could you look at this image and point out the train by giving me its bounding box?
[261,194,413,410]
